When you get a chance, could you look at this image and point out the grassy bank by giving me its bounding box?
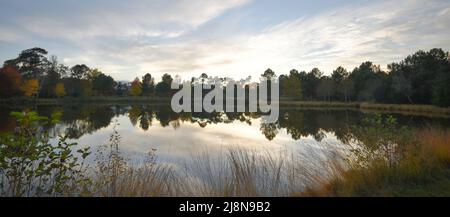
[301,127,450,197]
[359,102,450,116]
[0,96,172,106]
[280,101,450,117]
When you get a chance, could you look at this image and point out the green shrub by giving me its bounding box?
[0,111,91,196]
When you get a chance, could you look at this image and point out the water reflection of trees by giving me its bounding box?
[277,109,359,142]
[0,104,449,143]
[57,105,116,138]
[5,104,119,139]
[128,105,255,129]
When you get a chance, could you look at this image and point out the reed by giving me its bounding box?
[302,127,450,196]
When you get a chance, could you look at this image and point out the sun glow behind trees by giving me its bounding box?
[0,47,449,107]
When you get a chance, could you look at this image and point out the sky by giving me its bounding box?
[1,0,449,81]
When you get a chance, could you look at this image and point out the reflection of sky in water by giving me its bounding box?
[12,105,449,191]
[63,114,350,174]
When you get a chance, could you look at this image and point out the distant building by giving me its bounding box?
[115,81,131,96]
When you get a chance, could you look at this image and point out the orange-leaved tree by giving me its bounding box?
[22,79,40,97]
[0,65,22,97]
[55,82,66,98]
[129,77,142,96]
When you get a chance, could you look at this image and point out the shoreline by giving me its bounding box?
[1,97,449,118]
[279,101,450,118]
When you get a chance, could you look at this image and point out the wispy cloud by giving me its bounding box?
[234,0,450,75]
[94,0,450,80]
[1,0,449,81]
[2,0,251,41]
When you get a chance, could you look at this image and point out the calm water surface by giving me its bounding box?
[1,104,449,176]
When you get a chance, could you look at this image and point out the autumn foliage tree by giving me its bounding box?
[55,82,66,98]
[129,78,142,96]
[21,79,40,97]
[0,65,22,97]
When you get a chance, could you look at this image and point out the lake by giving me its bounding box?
[1,103,449,193]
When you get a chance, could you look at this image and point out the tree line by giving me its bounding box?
[277,48,450,107]
[0,47,174,98]
[0,47,449,106]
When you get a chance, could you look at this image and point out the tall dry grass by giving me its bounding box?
[88,144,343,197]
[86,121,182,196]
[90,152,181,197]
[181,149,333,197]
[302,127,450,196]
[418,128,450,164]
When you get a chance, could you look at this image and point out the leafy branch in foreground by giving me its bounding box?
[0,111,91,196]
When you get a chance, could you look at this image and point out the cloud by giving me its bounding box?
[94,0,450,80]
[196,0,450,75]
[0,29,24,42]
[0,0,252,79]
[15,0,251,40]
[1,0,449,80]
